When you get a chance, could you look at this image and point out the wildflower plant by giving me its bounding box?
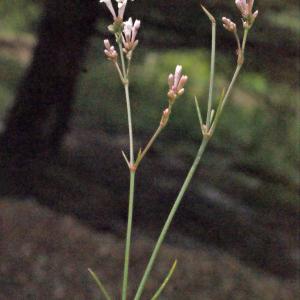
[89,0,259,299]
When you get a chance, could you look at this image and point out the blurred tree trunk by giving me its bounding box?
[0,0,100,193]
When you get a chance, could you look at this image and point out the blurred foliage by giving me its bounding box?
[0,0,41,35]
[0,57,23,118]
[0,0,299,210]
[73,39,299,209]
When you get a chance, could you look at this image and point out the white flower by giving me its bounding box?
[100,0,116,19]
[100,0,135,20]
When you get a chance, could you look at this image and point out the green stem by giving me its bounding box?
[206,18,216,127]
[118,40,136,300]
[242,28,249,53]
[133,138,209,300]
[124,83,134,163]
[118,41,126,77]
[135,125,163,169]
[210,28,249,136]
[114,62,124,83]
[122,170,136,300]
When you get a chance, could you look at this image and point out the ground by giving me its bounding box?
[0,199,298,300]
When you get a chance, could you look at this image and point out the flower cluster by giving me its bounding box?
[167,65,188,103]
[100,0,141,62]
[122,18,141,58]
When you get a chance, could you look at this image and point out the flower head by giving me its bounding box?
[104,39,118,62]
[122,17,141,57]
[235,0,258,26]
[222,17,237,32]
[167,65,188,102]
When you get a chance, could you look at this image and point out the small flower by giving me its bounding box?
[100,0,135,20]
[222,17,237,32]
[122,17,141,57]
[100,0,117,19]
[235,0,258,26]
[116,0,128,19]
[167,65,188,102]
[104,39,118,62]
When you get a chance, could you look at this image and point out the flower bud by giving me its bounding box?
[160,108,170,127]
[103,39,118,62]
[222,17,237,32]
[167,65,188,103]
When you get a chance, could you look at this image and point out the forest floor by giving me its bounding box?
[1,199,299,300]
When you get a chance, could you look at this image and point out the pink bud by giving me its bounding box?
[168,74,174,89]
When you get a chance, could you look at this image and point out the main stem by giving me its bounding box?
[124,83,134,163]
[122,169,135,300]
[119,41,136,300]
[134,138,209,300]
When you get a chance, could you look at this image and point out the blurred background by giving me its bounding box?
[0,0,299,299]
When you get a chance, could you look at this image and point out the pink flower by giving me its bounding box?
[122,17,141,55]
[167,65,188,102]
[235,0,258,21]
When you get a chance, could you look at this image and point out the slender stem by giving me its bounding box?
[220,65,242,111]
[114,62,125,83]
[221,28,249,111]
[242,28,249,53]
[118,40,136,300]
[234,31,241,53]
[194,96,204,128]
[210,28,249,136]
[206,19,216,127]
[124,83,134,163]
[135,125,163,169]
[134,138,209,300]
[127,58,132,77]
[118,41,126,77]
[88,268,112,300]
[122,170,136,300]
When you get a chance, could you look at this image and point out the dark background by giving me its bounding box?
[0,0,299,299]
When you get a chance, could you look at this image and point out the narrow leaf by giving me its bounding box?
[194,96,203,127]
[88,268,112,300]
[219,87,226,104]
[201,5,216,23]
[150,260,178,300]
[210,109,215,123]
[122,150,130,168]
